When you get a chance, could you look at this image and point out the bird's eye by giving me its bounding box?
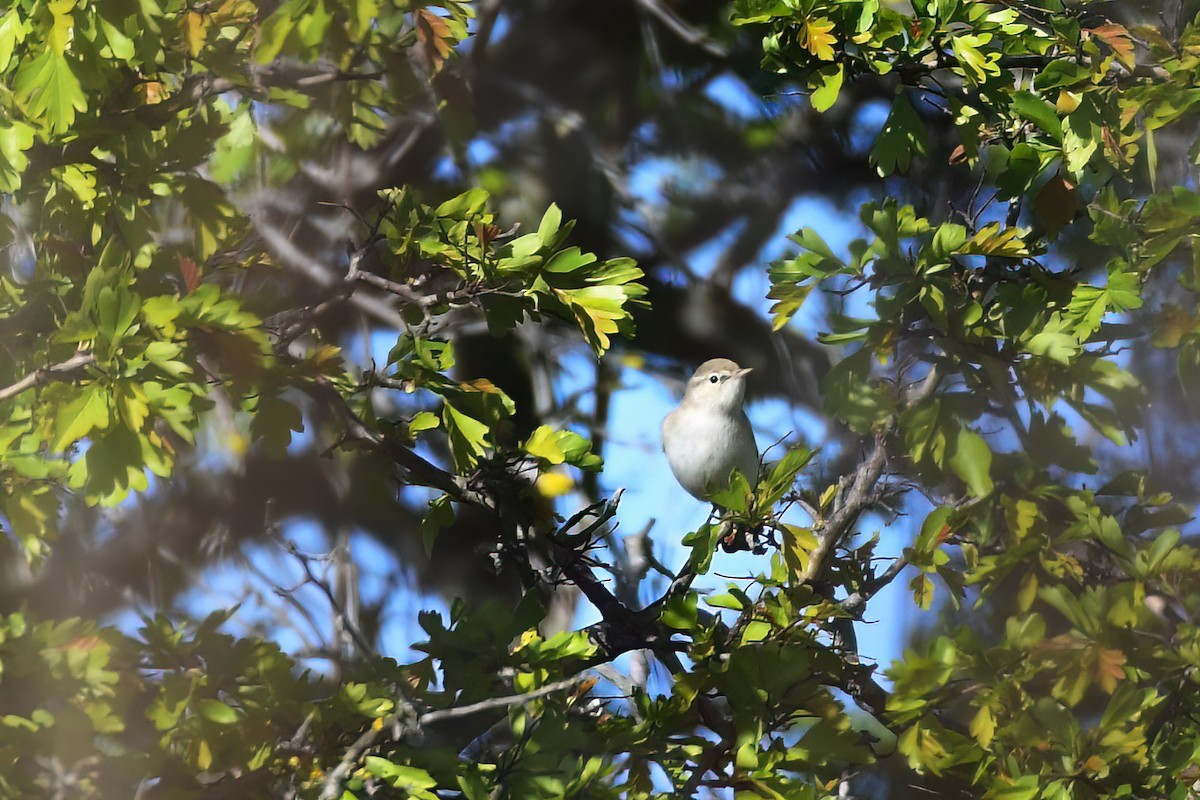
[709,375,719,384]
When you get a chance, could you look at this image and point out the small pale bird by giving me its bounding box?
[662,358,759,501]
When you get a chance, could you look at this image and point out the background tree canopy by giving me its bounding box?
[3,0,1200,797]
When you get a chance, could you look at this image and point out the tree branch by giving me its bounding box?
[301,381,475,504]
[417,674,588,727]
[802,364,942,587]
[634,0,728,57]
[800,432,890,586]
[841,554,910,618]
[0,352,95,403]
[251,216,407,330]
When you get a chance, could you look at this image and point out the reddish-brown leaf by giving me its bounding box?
[1091,23,1136,69]
[473,221,500,248]
[1092,646,1127,694]
[572,677,599,700]
[1034,173,1077,237]
[416,9,453,72]
[179,255,202,293]
[461,377,504,394]
[66,634,103,652]
[139,80,166,105]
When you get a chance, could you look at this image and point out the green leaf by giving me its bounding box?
[810,63,844,112]
[871,93,929,176]
[914,506,953,556]
[1026,318,1078,364]
[781,524,817,579]
[12,48,87,134]
[1146,529,1181,574]
[54,385,110,451]
[523,425,601,470]
[969,705,995,748]
[210,110,257,184]
[409,411,439,437]
[988,775,1041,800]
[543,246,597,273]
[947,428,993,497]
[1010,90,1062,141]
[758,446,815,508]
[524,425,566,463]
[537,204,563,247]
[0,10,26,73]
[661,590,699,631]
[950,33,1001,84]
[442,403,491,470]
[0,119,35,193]
[364,757,438,790]
[554,284,642,357]
[421,494,454,554]
[683,523,722,575]
[708,469,753,513]
[435,188,490,220]
[197,699,238,725]
[730,0,793,25]
[910,573,935,610]
[704,592,746,611]
[821,348,895,434]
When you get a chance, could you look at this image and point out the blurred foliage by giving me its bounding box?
[2,0,1200,797]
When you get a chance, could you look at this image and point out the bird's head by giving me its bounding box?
[682,358,752,414]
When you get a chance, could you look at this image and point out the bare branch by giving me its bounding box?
[799,433,889,585]
[0,352,95,403]
[277,535,375,660]
[841,554,910,617]
[801,365,942,587]
[634,0,728,57]
[417,674,588,727]
[252,216,407,330]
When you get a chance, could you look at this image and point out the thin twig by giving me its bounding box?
[279,537,375,659]
[634,0,728,57]
[252,217,406,329]
[841,554,910,617]
[417,674,587,726]
[317,674,588,800]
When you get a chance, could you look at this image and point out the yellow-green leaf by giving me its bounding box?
[55,385,110,451]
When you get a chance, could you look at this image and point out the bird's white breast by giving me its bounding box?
[662,406,758,500]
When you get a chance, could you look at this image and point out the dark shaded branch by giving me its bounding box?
[634,0,728,57]
[301,381,474,503]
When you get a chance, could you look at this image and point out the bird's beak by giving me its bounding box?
[736,367,753,378]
